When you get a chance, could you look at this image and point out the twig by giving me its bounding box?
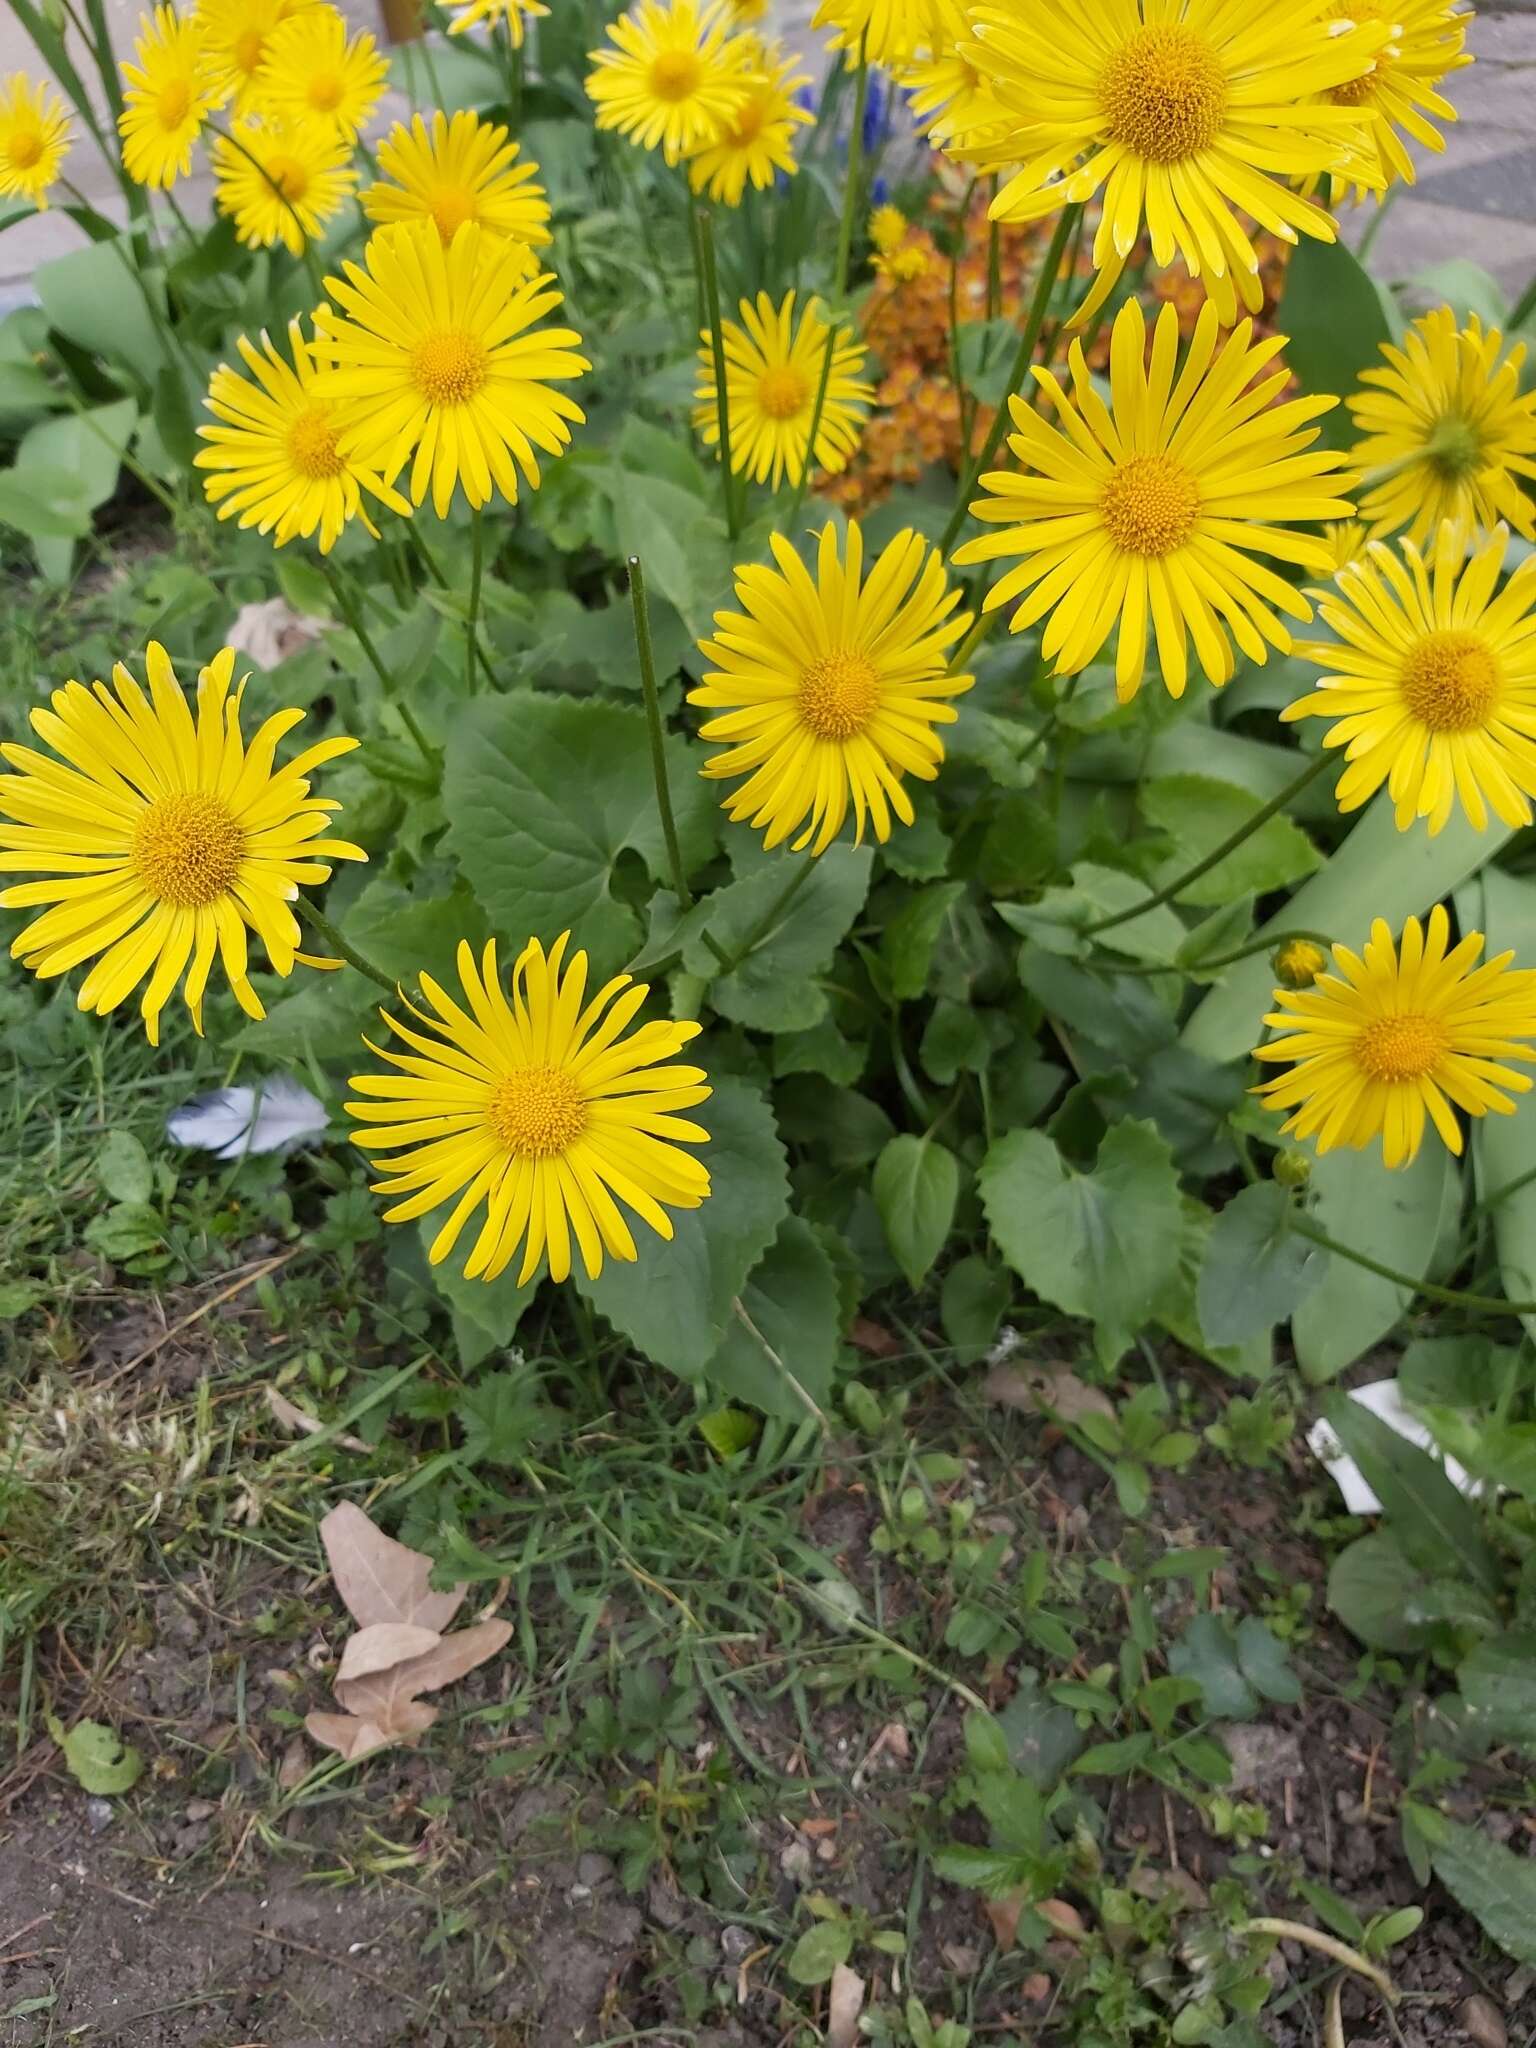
[103,1251,299,1385]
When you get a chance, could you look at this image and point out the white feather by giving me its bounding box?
[166,1076,328,1160]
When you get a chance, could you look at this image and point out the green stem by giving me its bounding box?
[781,315,837,536]
[466,509,485,696]
[1111,926,1336,977]
[318,557,441,771]
[717,857,814,976]
[293,898,398,994]
[1512,268,1536,334]
[694,204,740,541]
[1291,1214,1536,1318]
[627,554,691,910]
[1084,752,1331,937]
[834,45,870,300]
[937,201,1082,558]
[59,381,179,517]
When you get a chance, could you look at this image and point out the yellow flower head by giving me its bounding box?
[875,240,931,285]
[196,318,411,554]
[0,644,364,1045]
[0,73,71,209]
[586,0,754,165]
[444,0,551,40]
[1283,522,1536,838]
[1350,307,1536,548]
[348,933,712,1287]
[256,2,386,140]
[897,0,1007,146]
[813,0,928,67]
[1253,905,1536,1168]
[194,0,310,114]
[118,4,222,190]
[1273,937,1327,989]
[686,44,812,205]
[313,219,590,519]
[954,296,1359,703]
[952,0,1388,326]
[695,289,873,491]
[869,202,908,255]
[1323,519,1370,575]
[725,0,769,20]
[690,521,974,855]
[1326,0,1471,199]
[212,114,357,253]
[364,109,551,260]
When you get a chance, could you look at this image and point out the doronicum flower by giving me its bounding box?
[443,0,551,40]
[194,0,310,113]
[1282,522,1536,837]
[875,240,931,286]
[898,0,1007,147]
[812,0,928,67]
[694,289,873,492]
[196,318,410,553]
[1253,905,1536,1168]
[951,0,1386,325]
[0,74,71,208]
[1350,307,1536,548]
[313,219,589,519]
[363,110,551,258]
[212,114,357,253]
[0,643,363,1045]
[686,41,811,205]
[586,0,753,165]
[255,2,387,140]
[347,933,711,1286]
[1323,520,1370,575]
[954,295,1359,702]
[690,521,973,854]
[1326,0,1471,199]
[118,4,223,190]
[1273,937,1327,989]
[869,203,907,255]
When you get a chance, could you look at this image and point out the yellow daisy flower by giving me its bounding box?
[443,0,551,41]
[118,4,222,190]
[1282,523,1536,837]
[0,74,71,209]
[1323,519,1370,575]
[687,43,812,205]
[1253,905,1536,1168]
[953,296,1359,703]
[196,319,410,554]
[813,0,929,67]
[348,933,712,1287]
[313,219,589,520]
[725,0,769,21]
[363,110,552,260]
[1350,307,1536,548]
[875,241,931,285]
[256,2,386,140]
[212,114,357,253]
[194,0,311,114]
[0,644,363,1045]
[694,290,873,492]
[586,0,753,166]
[1327,0,1471,199]
[897,0,1007,146]
[690,521,973,854]
[869,202,907,255]
[951,0,1386,325]
[1273,937,1327,989]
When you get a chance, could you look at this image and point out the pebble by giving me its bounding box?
[84,1797,114,1835]
[1458,1993,1507,2048]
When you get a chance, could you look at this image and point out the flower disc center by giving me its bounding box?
[307,71,344,113]
[799,648,881,740]
[1356,1012,1448,1083]
[7,126,44,169]
[1100,24,1228,165]
[132,791,244,908]
[287,403,345,479]
[1099,451,1202,556]
[487,1064,589,1158]
[411,329,489,406]
[650,48,702,101]
[428,183,479,240]
[157,77,192,129]
[757,364,808,421]
[1401,630,1500,732]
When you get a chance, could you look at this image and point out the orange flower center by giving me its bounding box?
[1356,1012,1447,1083]
[487,1064,588,1157]
[287,403,345,480]
[411,329,489,406]
[1100,24,1227,164]
[6,125,45,170]
[1099,452,1201,557]
[799,649,880,740]
[157,77,193,129]
[132,792,244,908]
[1328,0,1386,104]
[650,48,702,100]
[729,96,767,143]
[307,71,344,113]
[757,364,807,421]
[1401,630,1500,733]
[267,151,310,200]
[234,27,266,76]
[427,182,479,240]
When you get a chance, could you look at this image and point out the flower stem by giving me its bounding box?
[627,554,691,910]
[782,316,838,537]
[466,508,486,696]
[937,200,1082,557]
[694,204,740,541]
[833,44,870,300]
[294,898,397,995]
[318,557,441,772]
[1290,1213,1536,1318]
[1083,752,1331,937]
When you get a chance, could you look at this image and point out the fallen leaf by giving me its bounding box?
[849,1317,902,1358]
[305,1705,435,1763]
[984,1361,1115,1424]
[1021,1972,1052,2002]
[277,1734,310,1790]
[335,1617,512,1724]
[984,1891,1026,1952]
[826,1961,866,2048]
[1040,1898,1087,1942]
[226,595,326,668]
[318,1503,467,1633]
[336,1622,443,1684]
[264,1388,370,1456]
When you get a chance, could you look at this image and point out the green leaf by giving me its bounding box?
[872,1134,960,1290]
[930,1843,1035,1896]
[0,465,91,538]
[682,847,873,1033]
[1196,1184,1323,1348]
[1323,1393,1500,1597]
[882,881,965,998]
[1278,236,1396,450]
[1419,1812,1536,1963]
[443,692,718,970]
[979,1120,1182,1368]
[785,1918,854,1985]
[421,1227,538,1371]
[1464,869,1536,1342]
[1168,1613,1259,1721]
[580,1076,789,1381]
[455,1366,553,1467]
[1399,1335,1521,1410]
[704,1216,840,1423]
[1071,1733,1156,1777]
[14,395,140,579]
[698,1407,758,1459]
[1327,1530,1438,1652]
[921,999,1013,1084]
[37,236,168,386]
[941,1255,1011,1365]
[1292,1143,1455,1381]
[1001,864,1187,966]
[97,1129,154,1206]
[46,1715,143,1795]
[152,362,200,469]
[772,1016,866,1085]
[1140,775,1320,907]
[1458,1632,1536,1750]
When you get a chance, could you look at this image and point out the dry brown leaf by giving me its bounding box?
[1040,1898,1088,1942]
[277,1734,311,1789]
[305,1704,437,1763]
[984,1361,1115,1424]
[983,1890,1026,1952]
[318,1503,468,1633]
[335,1617,512,1724]
[826,1961,866,2048]
[336,1622,442,1685]
[265,1388,370,1456]
[849,1317,903,1358]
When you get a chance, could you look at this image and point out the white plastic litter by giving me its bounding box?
[166,1076,328,1160]
[1306,1376,1478,1515]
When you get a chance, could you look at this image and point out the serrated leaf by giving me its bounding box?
[681,846,873,1032]
[872,1134,960,1290]
[881,881,965,997]
[418,1216,538,1370]
[1196,1183,1323,1348]
[455,1366,554,1467]
[705,1215,840,1422]
[1420,1812,1536,1963]
[1141,775,1319,907]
